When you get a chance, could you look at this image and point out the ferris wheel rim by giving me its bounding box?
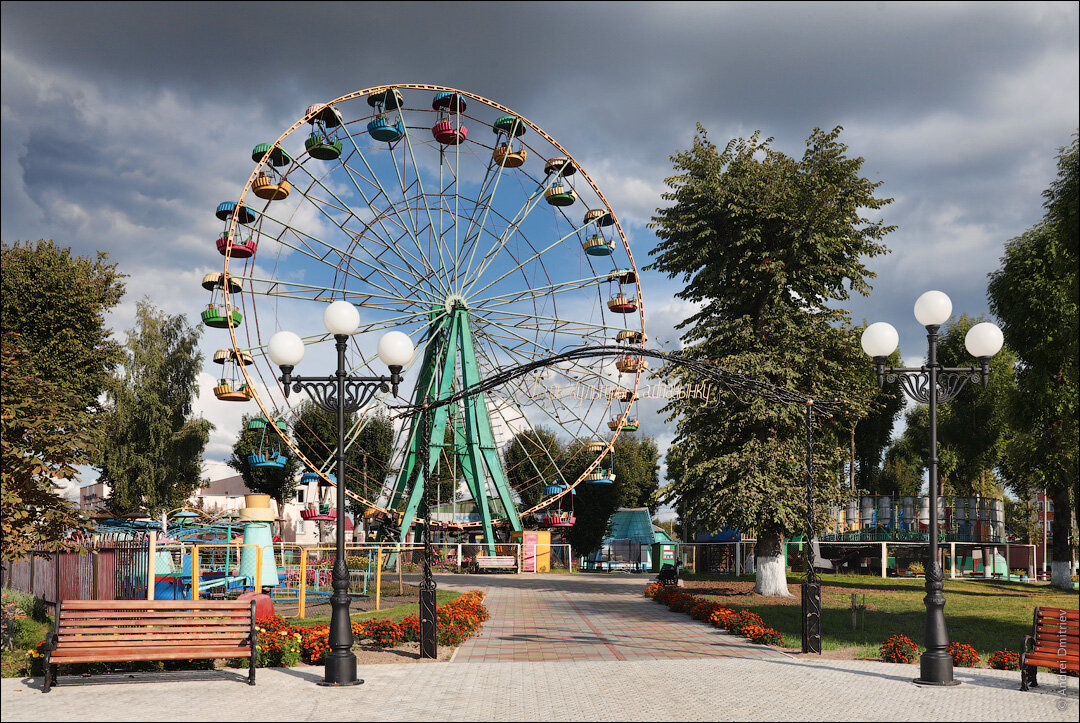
[215,84,647,526]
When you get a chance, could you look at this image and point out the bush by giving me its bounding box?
[988,649,1020,670]
[946,642,980,668]
[880,634,919,664]
[742,624,785,646]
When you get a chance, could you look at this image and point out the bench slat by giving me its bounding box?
[51,647,251,663]
[60,610,250,620]
[61,618,250,628]
[60,600,248,610]
[58,636,249,648]
[57,625,250,636]
[1035,607,1079,619]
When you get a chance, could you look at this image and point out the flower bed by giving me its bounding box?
[988,649,1020,670]
[300,589,489,663]
[946,641,980,668]
[642,583,784,647]
[879,634,918,663]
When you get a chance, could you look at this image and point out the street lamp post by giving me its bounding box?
[267,301,414,687]
[861,291,1003,686]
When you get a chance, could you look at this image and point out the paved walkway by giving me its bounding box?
[450,573,781,663]
[2,572,1076,721]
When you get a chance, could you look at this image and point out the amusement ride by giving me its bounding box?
[204,85,648,551]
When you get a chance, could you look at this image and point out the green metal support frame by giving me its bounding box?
[386,306,522,553]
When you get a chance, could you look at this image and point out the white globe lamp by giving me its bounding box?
[965,322,1003,359]
[914,291,953,327]
[323,300,361,336]
[378,331,415,368]
[267,331,305,367]
[861,322,899,358]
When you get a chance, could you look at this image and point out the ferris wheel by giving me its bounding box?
[204,84,647,546]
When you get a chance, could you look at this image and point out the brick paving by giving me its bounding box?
[2,572,1076,721]
[451,573,780,663]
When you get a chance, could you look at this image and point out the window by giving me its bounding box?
[296,489,305,504]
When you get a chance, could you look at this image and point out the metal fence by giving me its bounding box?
[669,540,1039,579]
[1,533,150,603]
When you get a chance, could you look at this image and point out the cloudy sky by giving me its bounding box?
[3,2,1077,502]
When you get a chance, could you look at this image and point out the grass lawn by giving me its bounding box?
[289,588,461,628]
[683,572,1079,663]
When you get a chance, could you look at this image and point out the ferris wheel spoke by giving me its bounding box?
[450,134,514,294]
[334,125,447,295]
[470,274,610,310]
[287,156,435,281]
[481,310,618,339]
[463,220,592,301]
[236,275,424,309]
[388,104,447,285]
[458,178,553,296]
[253,205,435,305]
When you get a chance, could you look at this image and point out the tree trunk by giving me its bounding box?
[1050,486,1075,590]
[753,530,792,597]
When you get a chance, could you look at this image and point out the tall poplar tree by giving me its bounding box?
[648,126,892,595]
[99,301,212,515]
[988,134,1078,590]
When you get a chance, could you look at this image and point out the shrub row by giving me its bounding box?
[642,583,785,647]
[878,633,1019,669]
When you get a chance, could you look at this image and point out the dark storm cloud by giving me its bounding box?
[2,1,1077,472]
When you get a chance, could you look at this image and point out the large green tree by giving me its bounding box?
[1,240,125,414]
[99,301,213,515]
[292,402,394,513]
[1,240,123,553]
[648,126,892,595]
[891,314,1017,497]
[852,346,904,493]
[1,334,94,559]
[988,134,1078,590]
[228,412,300,509]
[503,427,562,511]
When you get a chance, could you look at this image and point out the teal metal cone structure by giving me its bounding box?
[386,305,522,553]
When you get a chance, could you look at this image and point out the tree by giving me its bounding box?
[98,301,212,515]
[892,314,1017,496]
[611,433,661,512]
[1,334,94,559]
[852,346,903,492]
[228,412,300,509]
[647,126,892,596]
[988,134,1078,590]
[1,240,125,415]
[291,403,394,515]
[503,427,561,511]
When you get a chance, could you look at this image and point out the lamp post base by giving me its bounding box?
[318,652,363,686]
[912,679,961,687]
[913,650,959,687]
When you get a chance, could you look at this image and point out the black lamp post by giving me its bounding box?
[861,290,1003,686]
[267,301,414,687]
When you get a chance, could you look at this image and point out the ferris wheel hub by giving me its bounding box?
[443,294,468,313]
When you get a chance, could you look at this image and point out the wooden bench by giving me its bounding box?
[1020,605,1078,691]
[42,599,257,692]
[473,555,518,573]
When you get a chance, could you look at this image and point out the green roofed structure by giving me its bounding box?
[584,507,677,572]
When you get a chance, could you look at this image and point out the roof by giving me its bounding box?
[604,508,671,546]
